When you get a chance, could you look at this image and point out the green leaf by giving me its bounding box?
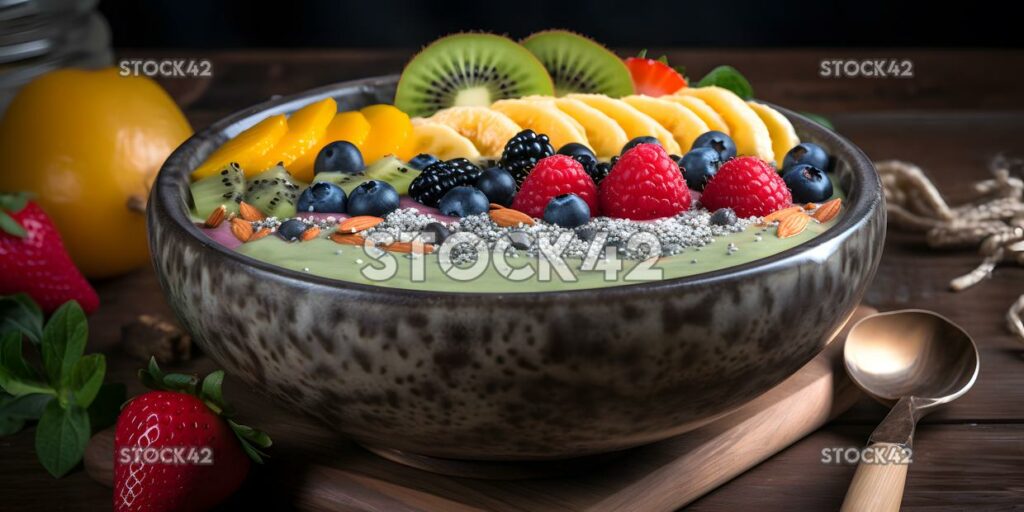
[35,399,90,477]
[697,65,754,100]
[87,383,125,433]
[41,302,87,386]
[0,416,24,436]
[200,371,224,405]
[68,354,105,408]
[0,193,30,213]
[801,112,835,130]
[0,294,44,344]
[161,373,199,394]
[1,330,38,381]
[0,211,26,238]
[0,365,55,397]
[0,392,52,420]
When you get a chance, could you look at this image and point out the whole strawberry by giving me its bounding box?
[114,359,271,512]
[0,193,98,313]
[701,156,793,217]
[599,143,691,220]
[511,155,598,218]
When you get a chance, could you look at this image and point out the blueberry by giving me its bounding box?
[438,186,489,217]
[558,142,596,160]
[277,219,308,242]
[782,142,830,173]
[691,131,737,161]
[709,208,738,226]
[296,182,346,213]
[622,136,661,154]
[314,141,364,175]
[408,153,440,171]
[347,180,400,217]
[783,164,833,203]
[507,230,533,250]
[543,193,590,228]
[421,222,451,244]
[679,147,721,191]
[475,167,517,206]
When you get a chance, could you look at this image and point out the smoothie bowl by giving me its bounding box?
[149,31,884,461]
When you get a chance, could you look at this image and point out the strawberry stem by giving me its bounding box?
[0,193,31,238]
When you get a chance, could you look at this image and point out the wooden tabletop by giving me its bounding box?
[2,49,1023,511]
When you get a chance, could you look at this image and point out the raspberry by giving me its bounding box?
[598,144,691,220]
[511,155,598,218]
[700,156,793,217]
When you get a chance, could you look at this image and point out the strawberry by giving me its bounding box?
[0,193,98,314]
[511,155,598,218]
[700,156,793,217]
[599,143,691,220]
[113,359,271,512]
[624,51,688,97]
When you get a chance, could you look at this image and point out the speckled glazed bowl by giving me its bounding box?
[149,76,885,461]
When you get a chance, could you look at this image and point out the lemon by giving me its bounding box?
[674,87,774,162]
[429,106,522,157]
[622,95,710,153]
[746,102,800,169]
[491,99,590,151]
[409,120,481,160]
[565,94,681,154]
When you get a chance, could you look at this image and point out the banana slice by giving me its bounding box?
[525,96,627,158]
[409,120,481,160]
[674,87,773,162]
[661,95,730,135]
[746,102,800,168]
[429,106,522,157]
[622,95,710,154]
[490,99,591,151]
[566,94,681,154]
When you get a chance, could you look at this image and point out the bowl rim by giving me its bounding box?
[152,74,883,303]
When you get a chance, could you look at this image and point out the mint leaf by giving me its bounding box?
[1,392,52,420]
[0,294,44,345]
[0,365,55,397]
[41,302,87,386]
[697,65,754,100]
[69,354,105,408]
[1,330,38,382]
[87,383,125,433]
[35,399,90,477]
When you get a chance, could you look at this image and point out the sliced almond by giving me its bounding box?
[762,206,802,223]
[489,203,506,210]
[338,216,384,233]
[330,233,366,246]
[238,201,265,221]
[777,212,811,239]
[803,202,818,210]
[300,226,321,241]
[249,227,272,242]
[489,207,535,227]
[813,198,842,223]
[203,205,227,228]
[386,241,435,254]
[230,218,254,242]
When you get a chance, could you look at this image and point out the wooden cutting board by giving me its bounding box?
[86,306,873,511]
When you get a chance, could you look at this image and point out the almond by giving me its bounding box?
[230,218,254,242]
[489,203,506,210]
[300,226,321,241]
[813,198,842,223]
[338,216,384,233]
[203,205,227,228]
[489,207,535,227]
[803,202,818,210]
[238,201,265,221]
[762,206,802,223]
[249,227,272,242]
[777,212,811,239]
[387,241,435,254]
[330,233,366,246]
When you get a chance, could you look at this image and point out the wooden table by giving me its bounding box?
[2,49,1023,510]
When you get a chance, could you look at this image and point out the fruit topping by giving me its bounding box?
[192,114,287,179]
[747,102,800,168]
[675,87,773,163]
[365,155,421,195]
[250,97,337,178]
[782,164,833,203]
[678,147,721,191]
[394,33,554,117]
[408,153,440,170]
[512,154,598,218]
[700,156,792,217]
[475,167,518,207]
[709,207,738,226]
[438,186,490,218]
[782,142,830,173]
[491,98,591,151]
[190,162,245,218]
[622,135,661,154]
[277,218,309,241]
[499,129,556,183]
[290,110,371,179]
[409,121,481,160]
[347,180,400,217]
[408,158,484,207]
[243,165,301,218]
[359,104,414,162]
[567,93,682,154]
[556,142,602,182]
[622,95,710,152]
[598,143,691,220]
[545,97,628,158]
[297,182,347,213]
[691,130,737,161]
[422,222,452,244]
[520,30,634,97]
[312,171,369,194]
[428,106,522,156]
[544,193,591,228]
[314,140,364,175]
[624,52,688,97]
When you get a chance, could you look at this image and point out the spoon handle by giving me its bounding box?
[840,442,910,512]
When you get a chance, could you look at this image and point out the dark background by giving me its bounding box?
[98,0,1023,48]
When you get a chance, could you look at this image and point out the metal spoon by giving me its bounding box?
[840,309,979,512]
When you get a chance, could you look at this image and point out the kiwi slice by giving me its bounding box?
[243,165,301,218]
[521,30,634,97]
[394,33,554,117]
[365,156,421,195]
[190,162,245,218]
[313,171,370,195]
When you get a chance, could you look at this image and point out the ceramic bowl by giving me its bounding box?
[149,76,885,461]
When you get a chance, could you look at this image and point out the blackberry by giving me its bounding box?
[499,129,555,183]
[408,158,483,207]
[589,161,613,184]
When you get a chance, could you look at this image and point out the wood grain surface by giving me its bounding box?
[1,48,1023,511]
